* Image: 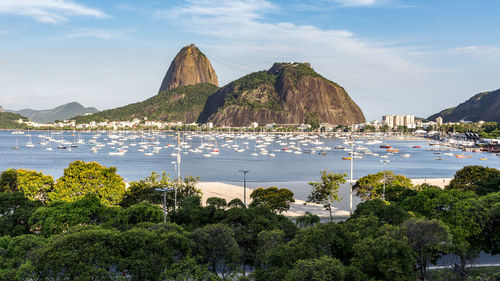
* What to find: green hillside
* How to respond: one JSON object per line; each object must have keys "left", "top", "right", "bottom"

{"left": 0, "top": 112, "right": 28, "bottom": 129}
{"left": 74, "top": 83, "right": 219, "bottom": 124}
{"left": 12, "top": 102, "right": 99, "bottom": 123}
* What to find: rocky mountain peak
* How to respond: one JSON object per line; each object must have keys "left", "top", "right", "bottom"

{"left": 158, "top": 44, "right": 219, "bottom": 93}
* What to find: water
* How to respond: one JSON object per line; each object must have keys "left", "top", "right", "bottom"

{"left": 2, "top": 130, "right": 499, "bottom": 209}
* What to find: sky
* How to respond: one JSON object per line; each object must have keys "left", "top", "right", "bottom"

{"left": 1, "top": 0, "right": 500, "bottom": 121}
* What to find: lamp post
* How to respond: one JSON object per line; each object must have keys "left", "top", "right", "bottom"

{"left": 238, "top": 170, "right": 250, "bottom": 207}
{"left": 349, "top": 137, "right": 354, "bottom": 215}
{"left": 171, "top": 161, "right": 178, "bottom": 211}
{"left": 155, "top": 187, "right": 174, "bottom": 223}
{"left": 380, "top": 160, "right": 390, "bottom": 200}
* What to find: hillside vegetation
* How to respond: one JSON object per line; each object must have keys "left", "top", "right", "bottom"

{"left": 0, "top": 112, "right": 27, "bottom": 129}
{"left": 74, "top": 83, "right": 219, "bottom": 124}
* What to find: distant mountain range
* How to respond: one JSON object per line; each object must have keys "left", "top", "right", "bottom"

{"left": 76, "top": 44, "right": 365, "bottom": 126}
{"left": 8, "top": 102, "right": 99, "bottom": 124}
{"left": 428, "top": 89, "right": 500, "bottom": 122}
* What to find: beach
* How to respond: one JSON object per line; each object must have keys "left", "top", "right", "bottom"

{"left": 197, "top": 178, "right": 453, "bottom": 219}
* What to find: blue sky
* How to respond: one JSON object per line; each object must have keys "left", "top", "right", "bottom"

{"left": 1, "top": 0, "right": 499, "bottom": 121}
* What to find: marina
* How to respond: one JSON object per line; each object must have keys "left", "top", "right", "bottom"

{"left": 2, "top": 130, "right": 498, "bottom": 184}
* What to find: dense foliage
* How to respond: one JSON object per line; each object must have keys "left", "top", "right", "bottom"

{"left": 0, "top": 164, "right": 498, "bottom": 280}
{"left": 0, "top": 112, "right": 27, "bottom": 129}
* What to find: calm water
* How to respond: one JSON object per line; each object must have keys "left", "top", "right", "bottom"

{"left": 2, "top": 130, "right": 499, "bottom": 209}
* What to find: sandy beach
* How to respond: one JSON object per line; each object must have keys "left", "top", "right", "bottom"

{"left": 197, "top": 181, "right": 350, "bottom": 218}
{"left": 196, "top": 178, "right": 453, "bottom": 219}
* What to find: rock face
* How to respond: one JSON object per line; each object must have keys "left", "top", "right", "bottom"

{"left": 428, "top": 89, "right": 500, "bottom": 122}
{"left": 199, "top": 63, "right": 365, "bottom": 126}
{"left": 158, "top": 44, "right": 218, "bottom": 93}
{"left": 0, "top": 105, "right": 4, "bottom": 113}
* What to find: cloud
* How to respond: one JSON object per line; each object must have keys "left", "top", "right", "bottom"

{"left": 454, "top": 45, "right": 500, "bottom": 58}
{"left": 154, "top": 0, "right": 429, "bottom": 118}
{"left": 0, "top": 0, "right": 108, "bottom": 24}
{"left": 68, "top": 28, "right": 132, "bottom": 40}
{"left": 330, "top": 0, "right": 383, "bottom": 7}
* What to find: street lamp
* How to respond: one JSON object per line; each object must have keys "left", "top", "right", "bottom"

{"left": 238, "top": 170, "right": 250, "bottom": 207}
{"left": 380, "top": 160, "right": 390, "bottom": 200}
{"left": 171, "top": 161, "right": 179, "bottom": 211}
{"left": 349, "top": 138, "right": 354, "bottom": 215}
{"left": 155, "top": 187, "right": 174, "bottom": 223}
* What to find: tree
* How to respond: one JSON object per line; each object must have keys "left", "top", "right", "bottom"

{"left": 206, "top": 197, "right": 227, "bottom": 210}
{"left": 352, "top": 234, "right": 415, "bottom": 281}
{"left": 284, "top": 256, "right": 345, "bottom": 281}
{"left": 447, "top": 166, "right": 500, "bottom": 195}
{"left": 191, "top": 224, "right": 240, "bottom": 279}
{"left": 0, "top": 235, "right": 46, "bottom": 281}
{"left": 403, "top": 218, "right": 451, "bottom": 280}
{"left": 29, "top": 194, "right": 117, "bottom": 236}
{"left": 250, "top": 187, "right": 295, "bottom": 214}
{"left": 119, "top": 225, "right": 192, "bottom": 281}
{"left": 29, "top": 227, "right": 121, "bottom": 281}
{"left": 307, "top": 171, "right": 346, "bottom": 221}
{"left": 295, "top": 212, "right": 320, "bottom": 228}
{"left": 120, "top": 172, "right": 201, "bottom": 211}
{"left": 49, "top": 161, "right": 125, "bottom": 206}
{"left": 0, "top": 192, "right": 43, "bottom": 236}
{"left": 0, "top": 169, "right": 54, "bottom": 202}
{"left": 352, "top": 199, "right": 411, "bottom": 225}
{"left": 228, "top": 198, "right": 245, "bottom": 208}
{"left": 353, "top": 171, "right": 413, "bottom": 201}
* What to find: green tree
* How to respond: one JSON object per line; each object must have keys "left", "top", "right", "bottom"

{"left": 206, "top": 197, "right": 227, "bottom": 210}
{"left": 49, "top": 161, "right": 125, "bottom": 206}
{"left": 228, "top": 198, "right": 245, "bottom": 208}
{"left": 0, "top": 192, "right": 43, "bottom": 236}
{"left": 162, "top": 257, "right": 220, "bottom": 281}
{"left": 352, "top": 199, "right": 411, "bottom": 225}
{"left": 403, "top": 218, "right": 451, "bottom": 280}
{"left": 191, "top": 224, "right": 240, "bottom": 279}
{"left": 353, "top": 171, "right": 413, "bottom": 201}
{"left": 352, "top": 234, "right": 415, "bottom": 281}
{"left": 119, "top": 225, "right": 192, "bottom": 281}
{"left": 0, "top": 169, "right": 54, "bottom": 202}
{"left": 120, "top": 172, "right": 201, "bottom": 211}
{"left": 307, "top": 171, "right": 346, "bottom": 221}
{"left": 0, "top": 235, "right": 46, "bottom": 281}
{"left": 295, "top": 212, "right": 320, "bottom": 228}
{"left": 250, "top": 187, "right": 295, "bottom": 214}
{"left": 447, "top": 165, "right": 500, "bottom": 195}
{"left": 29, "top": 194, "right": 116, "bottom": 236}
{"left": 30, "top": 227, "right": 121, "bottom": 281}
{"left": 479, "top": 191, "right": 500, "bottom": 254}
{"left": 284, "top": 256, "right": 345, "bottom": 281}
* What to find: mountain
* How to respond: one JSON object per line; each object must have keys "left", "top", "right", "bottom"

{"left": 0, "top": 112, "right": 28, "bottom": 129}
{"left": 158, "top": 44, "right": 218, "bottom": 93}
{"left": 0, "top": 105, "right": 4, "bottom": 113}
{"left": 198, "top": 62, "right": 365, "bottom": 126}
{"left": 10, "top": 102, "right": 99, "bottom": 124}
{"left": 428, "top": 89, "right": 500, "bottom": 122}
{"left": 74, "top": 84, "right": 219, "bottom": 124}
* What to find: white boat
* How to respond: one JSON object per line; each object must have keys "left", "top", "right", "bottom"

{"left": 109, "top": 151, "right": 125, "bottom": 156}
{"left": 401, "top": 154, "right": 411, "bottom": 158}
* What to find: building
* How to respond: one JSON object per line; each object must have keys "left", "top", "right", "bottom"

{"left": 436, "top": 117, "right": 443, "bottom": 126}
{"left": 382, "top": 114, "right": 416, "bottom": 129}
